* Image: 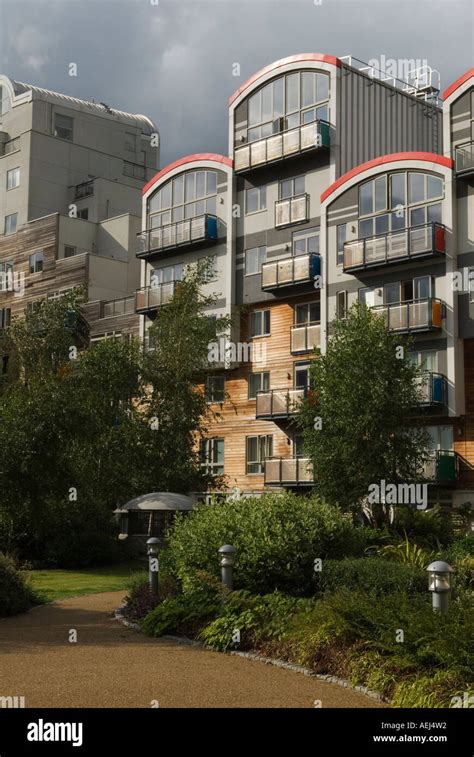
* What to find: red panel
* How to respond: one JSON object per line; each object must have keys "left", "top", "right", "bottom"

{"left": 443, "top": 68, "right": 474, "bottom": 102}
{"left": 229, "top": 53, "right": 341, "bottom": 106}
{"left": 143, "top": 153, "right": 233, "bottom": 195}
{"left": 435, "top": 225, "right": 446, "bottom": 254}
{"left": 321, "top": 152, "right": 454, "bottom": 204}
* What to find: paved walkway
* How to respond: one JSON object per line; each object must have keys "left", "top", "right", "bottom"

{"left": 0, "top": 591, "right": 388, "bottom": 708}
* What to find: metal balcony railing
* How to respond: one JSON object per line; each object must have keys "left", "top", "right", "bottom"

{"left": 234, "top": 120, "right": 330, "bottom": 172}
{"left": 262, "top": 253, "right": 320, "bottom": 291}
{"left": 74, "top": 180, "right": 94, "bottom": 200}
{"left": 372, "top": 298, "right": 442, "bottom": 333}
{"left": 136, "top": 214, "right": 218, "bottom": 259}
{"left": 343, "top": 223, "right": 445, "bottom": 272}
{"left": 275, "top": 193, "right": 309, "bottom": 227}
{"left": 256, "top": 387, "right": 306, "bottom": 420}
{"left": 455, "top": 142, "right": 474, "bottom": 176}
{"left": 264, "top": 457, "right": 313, "bottom": 486}
{"left": 101, "top": 296, "right": 135, "bottom": 319}
{"left": 416, "top": 371, "right": 447, "bottom": 406}
{"left": 135, "top": 281, "right": 179, "bottom": 313}
{"left": 423, "top": 450, "right": 458, "bottom": 484}
{"left": 290, "top": 322, "right": 321, "bottom": 354}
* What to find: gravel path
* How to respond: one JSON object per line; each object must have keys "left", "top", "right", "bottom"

{"left": 0, "top": 591, "right": 388, "bottom": 708}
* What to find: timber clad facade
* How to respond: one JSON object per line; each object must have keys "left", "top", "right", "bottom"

{"left": 139, "top": 55, "right": 474, "bottom": 508}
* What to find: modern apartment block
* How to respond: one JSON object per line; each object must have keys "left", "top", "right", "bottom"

{"left": 0, "top": 75, "right": 159, "bottom": 341}
{"left": 137, "top": 55, "right": 473, "bottom": 508}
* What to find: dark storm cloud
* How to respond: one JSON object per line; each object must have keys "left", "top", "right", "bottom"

{"left": 0, "top": 0, "right": 472, "bottom": 166}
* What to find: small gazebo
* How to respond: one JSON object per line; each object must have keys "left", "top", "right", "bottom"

{"left": 114, "top": 492, "right": 195, "bottom": 548}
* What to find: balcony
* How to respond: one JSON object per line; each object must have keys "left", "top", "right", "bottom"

{"left": 424, "top": 450, "right": 459, "bottom": 485}
{"left": 372, "top": 298, "right": 442, "bottom": 333}
{"left": 262, "top": 253, "right": 320, "bottom": 291}
{"left": 136, "top": 214, "right": 218, "bottom": 260}
{"left": 455, "top": 142, "right": 474, "bottom": 177}
{"left": 101, "top": 296, "right": 135, "bottom": 319}
{"left": 256, "top": 387, "right": 305, "bottom": 420}
{"left": 264, "top": 457, "right": 313, "bottom": 487}
{"left": 343, "top": 223, "right": 445, "bottom": 273}
{"left": 234, "top": 120, "right": 330, "bottom": 173}
{"left": 291, "top": 322, "right": 321, "bottom": 354}
{"left": 135, "top": 281, "right": 178, "bottom": 314}
{"left": 74, "top": 179, "right": 94, "bottom": 200}
{"left": 416, "top": 372, "right": 447, "bottom": 407}
{"left": 275, "top": 194, "right": 309, "bottom": 228}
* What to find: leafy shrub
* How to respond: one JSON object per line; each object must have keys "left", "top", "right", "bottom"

{"left": 123, "top": 570, "right": 180, "bottom": 621}
{"left": 377, "top": 537, "right": 432, "bottom": 569}
{"left": 141, "top": 571, "right": 225, "bottom": 637}
{"left": 392, "top": 506, "right": 453, "bottom": 548}
{"left": 392, "top": 672, "right": 471, "bottom": 708}
{"left": 448, "top": 533, "right": 474, "bottom": 561}
{"left": 0, "top": 554, "right": 38, "bottom": 616}
{"left": 314, "top": 558, "right": 426, "bottom": 596}
{"left": 198, "top": 591, "right": 311, "bottom": 652}
{"left": 166, "top": 493, "right": 370, "bottom": 595}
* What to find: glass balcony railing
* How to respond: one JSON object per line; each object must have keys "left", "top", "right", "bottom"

{"left": 234, "top": 120, "right": 330, "bottom": 173}
{"left": 275, "top": 194, "right": 309, "bottom": 227}
{"left": 101, "top": 296, "right": 135, "bottom": 319}
{"left": 74, "top": 180, "right": 94, "bottom": 200}
{"left": 455, "top": 142, "right": 474, "bottom": 176}
{"left": 264, "top": 457, "right": 313, "bottom": 487}
{"left": 372, "top": 298, "right": 442, "bottom": 333}
{"left": 135, "top": 281, "right": 179, "bottom": 313}
{"left": 256, "top": 387, "right": 305, "bottom": 420}
{"left": 291, "top": 322, "right": 321, "bottom": 354}
{"left": 416, "top": 371, "right": 447, "bottom": 406}
{"left": 343, "top": 223, "right": 445, "bottom": 272}
{"left": 136, "top": 214, "right": 218, "bottom": 259}
{"left": 423, "top": 450, "right": 458, "bottom": 484}
{"left": 261, "top": 253, "right": 320, "bottom": 291}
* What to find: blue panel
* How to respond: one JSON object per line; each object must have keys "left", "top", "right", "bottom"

{"left": 206, "top": 216, "right": 218, "bottom": 240}
{"left": 432, "top": 375, "right": 444, "bottom": 403}
{"left": 310, "top": 254, "right": 321, "bottom": 278}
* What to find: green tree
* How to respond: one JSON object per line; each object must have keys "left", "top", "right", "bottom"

{"left": 299, "top": 304, "right": 429, "bottom": 526}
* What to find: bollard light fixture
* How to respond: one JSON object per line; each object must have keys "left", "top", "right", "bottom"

{"left": 218, "top": 544, "right": 236, "bottom": 590}
{"left": 427, "top": 560, "right": 454, "bottom": 613}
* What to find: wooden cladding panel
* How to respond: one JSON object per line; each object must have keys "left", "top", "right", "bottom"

{"left": 203, "top": 294, "right": 320, "bottom": 491}
{"left": 455, "top": 337, "right": 474, "bottom": 486}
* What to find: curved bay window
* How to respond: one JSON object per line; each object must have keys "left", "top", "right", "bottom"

{"left": 358, "top": 172, "right": 443, "bottom": 238}
{"left": 245, "top": 70, "right": 329, "bottom": 144}
{"left": 147, "top": 170, "right": 218, "bottom": 228}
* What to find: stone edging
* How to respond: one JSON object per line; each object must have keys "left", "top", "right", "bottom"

{"left": 114, "top": 604, "right": 388, "bottom": 704}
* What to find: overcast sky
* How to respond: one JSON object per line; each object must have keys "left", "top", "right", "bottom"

{"left": 1, "top": 0, "right": 473, "bottom": 166}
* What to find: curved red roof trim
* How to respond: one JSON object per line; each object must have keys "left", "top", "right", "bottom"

{"left": 143, "top": 153, "right": 233, "bottom": 195}
{"left": 443, "top": 68, "right": 474, "bottom": 102}
{"left": 229, "top": 53, "right": 341, "bottom": 106}
{"left": 321, "top": 152, "right": 453, "bottom": 204}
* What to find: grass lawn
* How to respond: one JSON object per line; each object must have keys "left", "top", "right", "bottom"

{"left": 27, "top": 560, "right": 147, "bottom": 603}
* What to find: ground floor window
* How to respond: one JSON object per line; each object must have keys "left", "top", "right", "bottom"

{"left": 200, "top": 437, "right": 224, "bottom": 475}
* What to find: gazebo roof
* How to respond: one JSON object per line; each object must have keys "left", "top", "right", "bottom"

{"left": 114, "top": 492, "right": 195, "bottom": 514}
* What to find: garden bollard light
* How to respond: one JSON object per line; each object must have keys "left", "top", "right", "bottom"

{"left": 218, "top": 544, "right": 236, "bottom": 590}
{"left": 427, "top": 560, "right": 454, "bottom": 614}
{"left": 147, "top": 537, "right": 160, "bottom": 598}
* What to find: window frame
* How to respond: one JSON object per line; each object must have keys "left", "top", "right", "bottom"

{"left": 29, "top": 250, "right": 44, "bottom": 274}
{"left": 250, "top": 308, "right": 271, "bottom": 338}
{"left": 248, "top": 370, "right": 270, "bottom": 400}
{"left": 200, "top": 437, "right": 224, "bottom": 476}
{"left": 205, "top": 375, "right": 225, "bottom": 404}
{"left": 6, "top": 167, "right": 20, "bottom": 191}
{"left": 245, "top": 185, "right": 267, "bottom": 215}
{"left": 4, "top": 213, "right": 18, "bottom": 235}
{"left": 54, "top": 112, "right": 74, "bottom": 141}
{"left": 246, "top": 434, "right": 273, "bottom": 475}
{"left": 245, "top": 245, "right": 267, "bottom": 276}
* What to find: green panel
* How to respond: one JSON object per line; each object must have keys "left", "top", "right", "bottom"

{"left": 436, "top": 453, "right": 457, "bottom": 483}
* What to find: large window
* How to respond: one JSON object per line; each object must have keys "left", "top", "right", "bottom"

{"left": 293, "top": 227, "right": 319, "bottom": 256}
{"left": 151, "top": 263, "right": 183, "bottom": 287}
{"left": 0, "top": 261, "right": 13, "bottom": 292}
{"left": 54, "top": 113, "right": 73, "bottom": 141}
{"left": 6, "top": 167, "right": 20, "bottom": 190}
{"left": 205, "top": 375, "right": 225, "bottom": 403}
{"left": 148, "top": 170, "right": 217, "bottom": 228}
{"left": 246, "top": 70, "right": 329, "bottom": 143}
{"left": 29, "top": 251, "right": 44, "bottom": 274}
{"left": 245, "top": 186, "right": 267, "bottom": 214}
{"left": 358, "top": 172, "right": 443, "bottom": 239}
{"left": 4, "top": 213, "right": 17, "bottom": 235}
{"left": 245, "top": 245, "right": 267, "bottom": 275}
{"left": 248, "top": 371, "right": 270, "bottom": 399}
{"left": 295, "top": 302, "right": 320, "bottom": 325}
{"left": 279, "top": 175, "right": 305, "bottom": 199}
{"left": 0, "top": 308, "right": 11, "bottom": 329}
{"left": 200, "top": 438, "right": 224, "bottom": 475}
{"left": 336, "top": 224, "right": 347, "bottom": 266}
{"left": 250, "top": 309, "right": 270, "bottom": 337}
{"left": 246, "top": 435, "right": 273, "bottom": 474}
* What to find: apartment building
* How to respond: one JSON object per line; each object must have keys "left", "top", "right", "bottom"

{"left": 137, "top": 55, "right": 474, "bottom": 508}
{"left": 0, "top": 75, "right": 159, "bottom": 341}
